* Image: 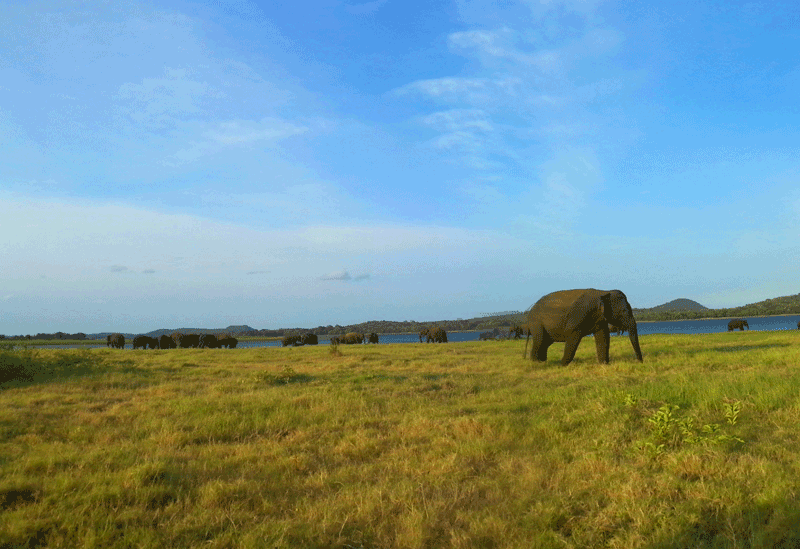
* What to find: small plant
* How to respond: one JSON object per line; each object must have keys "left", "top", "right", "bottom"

{"left": 638, "top": 400, "right": 744, "bottom": 456}
{"left": 329, "top": 342, "right": 342, "bottom": 357}
{"left": 723, "top": 399, "right": 742, "bottom": 425}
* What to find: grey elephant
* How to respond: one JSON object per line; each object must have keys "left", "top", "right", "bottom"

{"left": 108, "top": 333, "right": 125, "bottom": 349}
{"left": 727, "top": 319, "right": 749, "bottom": 331}
{"left": 198, "top": 334, "right": 219, "bottom": 348}
{"left": 159, "top": 334, "right": 177, "bottom": 349}
{"left": 524, "top": 289, "right": 643, "bottom": 366}
{"left": 341, "top": 332, "right": 365, "bottom": 344}
{"left": 179, "top": 333, "right": 200, "bottom": 348}
{"left": 217, "top": 334, "right": 238, "bottom": 348}
{"left": 133, "top": 335, "right": 159, "bottom": 349}
{"left": 426, "top": 327, "right": 448, "bottom": 343}
{"left": 367, "top": 332, "right": 379, "bottom": 344}
{"left": 282, "top": 335, "right": 302, "bottom": 347}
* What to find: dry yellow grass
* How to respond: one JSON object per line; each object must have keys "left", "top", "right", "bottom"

{"left": 2, "top": 331, "right": 800, "bottom": 547}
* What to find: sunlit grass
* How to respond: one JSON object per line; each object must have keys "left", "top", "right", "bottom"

{"left": 2, "top": 331, "right": 800, "bottom": 547}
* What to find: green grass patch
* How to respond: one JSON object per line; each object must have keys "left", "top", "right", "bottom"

{"left": 2, "top": 332, "right": 800, "bottom": 547}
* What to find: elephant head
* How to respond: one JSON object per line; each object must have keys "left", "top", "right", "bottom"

{"left": 598, "top": 290, "right": 642, "bottom": 362}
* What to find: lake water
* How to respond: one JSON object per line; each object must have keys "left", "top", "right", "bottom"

{"left": 20, "top": 315, "right": 800, "bottom": 350}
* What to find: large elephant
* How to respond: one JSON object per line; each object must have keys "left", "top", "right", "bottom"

{"left": 367, "top": 332, "right": 379, "bottom": 344}
{"left": 282, "top": 335, "right": 302, "bottom": 347}
{"left": 426, "top": 327, "right": 448, "bottom": 343}
{"left": 524, "top": 288, "right": 643, "bottom": 366}
{"left": 727, "top": 319, "right": 749, "bottom": 331}
{"left": 133, "top": 335, "right": 158, "bottom": 350}
{"left": 179, "top": 333, "right": 200, "bottom": 348}
{"left": 198, "top": 334, "right": 219, "bottom": 348}
{"left": 217, "top": 334, "right": 238, "bottom": 348}
{"left": 159, "top": 334, "right": 177, "bottom": 349}
{"left": 341, "top": 332, "right": 365, "bottom": 344}
{"left": 300, "top": 333, "right": 318, "bottom": 345}
{"left": 108, "top": 333, "right": 125, "bottom": 349}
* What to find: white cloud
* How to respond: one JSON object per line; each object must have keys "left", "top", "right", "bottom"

{"left": 167, "top": 117, "right": 308, "bottom": 165}
{"left": 203, "top": 118, "right": 308, "bottom": 145}
{"left": 117, "top": 67, "right": 214, "bottom": 129}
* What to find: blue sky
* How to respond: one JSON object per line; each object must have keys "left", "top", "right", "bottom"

{"left": 2, "top": 0, "right": 799, "bottom": 334}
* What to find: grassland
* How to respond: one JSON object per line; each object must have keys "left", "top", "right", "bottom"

{"left": 2, "top": 332, "right": 800, "bottom": 548}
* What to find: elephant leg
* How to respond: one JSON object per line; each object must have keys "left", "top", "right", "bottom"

{"left": 561, "top": 333, "right": 584, "bottom": 366}
{"left": 594, "top": 329, "right": 610, "bottom": 364}
{"left": 527, "top": 323, "right": 549, "bottom": 361}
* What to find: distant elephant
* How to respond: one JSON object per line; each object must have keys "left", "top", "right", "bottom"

{"left": 608, "top": 324, "right": 626, "bottom": 336}
{"left": 108, "top": 333, "right": 125, "bottom": 349}
{"left": 159, "top": 334, "right": 177, "bottom": 349}
{"left": 300, "top": 333, "right": 318, "bottom": 345}
{"left": 282, "top": 335, "right": 302, "bottom": 347}
{"left": 198, "top": 334, "right": 219, "bottom": 348}
{"left": 727, "top": 319, "right": 749, "bottom": 332}
{"left": 367, "top": 332, "right": 379, "bottom": 344}
{"left": 427, "top": 327, "right": 448, "bottom": 343}
{"left": 524, "top": 289, "right": 643, "bottom": 366}
{"left": 509, "top": 325, "right": 524, "bottom": 340}
{"left": 179, "top": 333, "right": 200, "bottom": 348}
{"left": 133, "top": 335, "right": 158, "bottom": 350}
{"left": 217, "top": 335, "right": 238, "bottom": 348}
{"left": 341, "top": 332, "right": 365, "bottom": 344}
{"left": 330, "top": 336, "right": 341, "bottom": 345}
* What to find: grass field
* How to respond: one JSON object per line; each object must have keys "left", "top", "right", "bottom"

{"left": 2, "top": 331, "right": 800, "bottom": 548}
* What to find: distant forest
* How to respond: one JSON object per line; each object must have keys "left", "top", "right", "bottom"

{"left": 4, "top": 293, "right": 800, "bottom": 340}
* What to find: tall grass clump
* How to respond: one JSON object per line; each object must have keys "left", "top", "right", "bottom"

{"left": 2, "top": 331, "right": 800, "bottom": 547}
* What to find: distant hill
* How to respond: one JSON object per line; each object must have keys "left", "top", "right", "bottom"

{"left": 634, "top": 293, "right": 800, "bottom": 321}
{"left": 635, "top": 298, "right": 708, "bottom": 313}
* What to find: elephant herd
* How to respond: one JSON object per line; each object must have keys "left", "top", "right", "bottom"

{"left": 105, "top": 332, "right": 238, "bottom": 350}
{"left": 281, "top": 333, "right": 319, "bottom": 347}
{"left": 329, "top": 332, "right": 381, "bottom": 345}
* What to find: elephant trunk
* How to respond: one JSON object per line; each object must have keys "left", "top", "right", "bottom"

{"left": 626, "top": 321, "right": 643, "bottom": 362}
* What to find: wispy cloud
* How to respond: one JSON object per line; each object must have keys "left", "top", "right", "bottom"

{"left": 109, "top": 265, "right": 129, "bottom": 273}
{"left": 247, "top": 270, "right": 270, "bottom": 275}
